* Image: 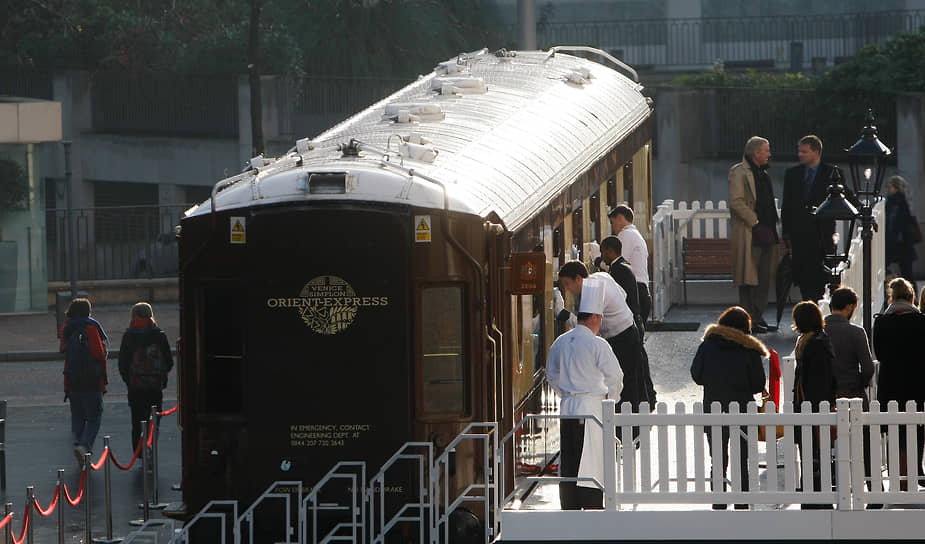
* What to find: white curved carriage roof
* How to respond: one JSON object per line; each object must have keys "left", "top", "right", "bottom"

{"left": 189, "top": 49, "right": 651, "bottom": 232}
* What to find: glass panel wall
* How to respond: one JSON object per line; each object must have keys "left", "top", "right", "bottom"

{"left": 0, "top": 143, "right": 47, "bottom": 312}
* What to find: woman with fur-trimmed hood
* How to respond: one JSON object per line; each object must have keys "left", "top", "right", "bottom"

{"left": 691, "top": 306, "right": 767, "bottom": 509}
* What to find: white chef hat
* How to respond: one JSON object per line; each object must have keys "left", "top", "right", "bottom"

{"left": 578, "top": 281, "right": 605, "bottom": 315}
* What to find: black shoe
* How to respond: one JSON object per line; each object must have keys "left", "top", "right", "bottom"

{"left": 764, "top": 324, "right": 778, "bottom": 332}
{"left": 752, "top": 323, "right": 769, "bottom": 334}
{"left": 712, "top": 503, "right": 728, "bottom": 510}
{"left": 734, "top": 504, "right": 749, "bottom": 510}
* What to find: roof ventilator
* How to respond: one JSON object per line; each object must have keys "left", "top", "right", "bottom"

{"left": 383, "top": 103, "right": 445, "bottom": 123}
{"left": 432, "top": 77, "right": 487, "bottom": 95}
{"left": 389, "top": 133, "right": 438, "bottom": 164}
{"left": 565, "top": 68, "right": 593, "bottom": 86}
{"left": 295, "top": 138, "right": 313, "bottom": 154}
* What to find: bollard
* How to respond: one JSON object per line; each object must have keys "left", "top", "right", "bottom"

{"left": 129, "top": 421, "right": 149, "bottom": 527}
{"left": 0, "top": 400, "right": 6, "bottom": 496}
{"left": 150, "top": 406, "right": 166, "bottom": 510}
{"left": 25, "top": 487, "right": 33, "bottom": 544}
{"left": 5, "top": 502, "right": 12, "bottom": 544}
{"left": 92, "top": 437, "right": 121, "bottom": 544}
{"left": 56, "top": 470, "right": 64, "bottom": 544}
{"left": 84, "top": 453, "right": 92, "bottom": 544}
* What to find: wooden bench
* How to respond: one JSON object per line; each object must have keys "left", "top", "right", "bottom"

{"left": 681, "top": 237, "right": 732, "bottom": 305}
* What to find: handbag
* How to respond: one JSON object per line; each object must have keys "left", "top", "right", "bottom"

{"left": 751, "top": 224, "right": 776, "bottom": 247}
{"left": 757, "top": 389, "right": 784, "bottom": 442}
{"left": 907, "top": 216, "right": 922, "bottom": 244}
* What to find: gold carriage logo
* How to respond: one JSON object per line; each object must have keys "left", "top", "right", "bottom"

{"left": 266, "top": 276, "right": 389, "bottom": 335}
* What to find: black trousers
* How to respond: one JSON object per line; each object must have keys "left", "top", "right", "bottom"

{"left": 128, "top": 388, "right": 163, "bottom": 452}
{"left": 706, "top": 425, "right": 750, "bottom": 493}
{"left": 607, "top": 326, "right": 656, "bottom": 410}
{"left": 637, "top": 282, "right": 651, "bottom": 335}
{"left": 559, "top": 418, "right": 603, "bottom": 510}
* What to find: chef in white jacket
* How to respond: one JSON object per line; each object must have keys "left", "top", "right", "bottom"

{"left": 546, "top": 282, "right": 623, "bottom": 510}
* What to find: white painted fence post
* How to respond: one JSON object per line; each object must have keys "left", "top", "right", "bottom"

{"left": 602, "top": 399, "right": 618, "bottom": 510}
{"left": 836, "top": 399, "right": 852, "bottom": 510}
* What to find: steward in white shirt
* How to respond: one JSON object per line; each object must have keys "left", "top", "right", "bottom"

{"left": 557, "top": 261, "right": 657, "bottom": 416}
{"left": 609, "top": 205, "right": 651, "bottom": 326}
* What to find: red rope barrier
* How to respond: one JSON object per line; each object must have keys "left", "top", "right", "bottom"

{"left": 157, "top": 404, "right": 178, "bottom": 416}
{"left": 91, "top": 447, "right": 110, "bottom": 471}
{"left": 0, "top": 512, "right": 11, "bottom": 530}
{"left": 9, "top": 507, "right": 29, "bottom": 544}
{"left": 110, "top": 429, "right": 145, "bottom": 470}
{"left": 32, "top": 486, "right": 60, "bottom": 517}
{"left": 63, "top": 470, "right": 86, "bottom": 506}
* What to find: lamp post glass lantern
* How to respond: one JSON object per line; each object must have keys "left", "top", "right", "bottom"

{"left": 815, "top": 109, "right": 891, "bottom": 339}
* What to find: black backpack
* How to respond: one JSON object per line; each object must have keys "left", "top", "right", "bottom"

{"left": 64, "top": 323, "right": 103, "bottom": 389}
{"left": 129, "top": 340, "right": 164, "bottom": 390}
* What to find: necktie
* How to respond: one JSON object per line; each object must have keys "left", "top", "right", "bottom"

{"left": 803, "top": 167, "right": 815, "bottom": 200}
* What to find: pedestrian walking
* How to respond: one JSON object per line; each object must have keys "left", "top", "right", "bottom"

{"left": 118, "top": 302, "right": 174, "bottom": 452}
{"left": 58, "top": 297, "right": 109, "bottom": 466}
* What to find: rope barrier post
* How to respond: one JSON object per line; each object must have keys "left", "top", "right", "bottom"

{"left": 24, "top": 487, "right": 33, "bottom": 544}
{"left": 150, "top": 406, "right": 166, "bottom": 510}
{"left": 0, "top": 400, "right": 6, "bottom": 496}
{"left": 129, "top": 421, "right": 149, "bottom": 527}
{"left": 84, "top": 453, "right": 92, "bottom": 544}
{"left": 92, "top": 437, "right": 122, "bottom": 544}
{"left": 4, "top": 502, "right": 12, "bottom": 544}
{"left": 56, "top": 470, "right": 64, "bottom": 544}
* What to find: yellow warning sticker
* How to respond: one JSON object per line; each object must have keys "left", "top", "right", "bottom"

{"left": 414, "top": 215, "right": 431, "bottom": 243}
{"left": 230, "top": 216, "right": 246, "bottom": 244}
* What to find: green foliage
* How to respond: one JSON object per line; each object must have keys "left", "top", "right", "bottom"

{"left": 0, "top": 159, "right": 28, "bottom": 211}
{"left": 670, "top": 68, "right": 817, "bottom": 89}
{"left": 0, "top": 0, "right": 503, "bottom": 77}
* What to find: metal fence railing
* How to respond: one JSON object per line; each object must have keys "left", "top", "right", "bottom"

{"left": 90, "top": 73, "right": 239, "bottom": 138}
{"left": 0, "top": 71, "right": 54, "bottom": 100}
{"left": 497, "top": 9, "right": 925, "bottom": 69}
{"left": 277, "top": 75, "right": 411, "bottom": 138}
{"left": 46, "top": 205, "right": 189, "bottom": 281}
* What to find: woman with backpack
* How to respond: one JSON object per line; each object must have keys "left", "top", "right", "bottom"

{"left": 58, "top": 297, "right": 109, "bottom": 466}
{"left": 118, "top": 302, "right": 174, "bottom": 453}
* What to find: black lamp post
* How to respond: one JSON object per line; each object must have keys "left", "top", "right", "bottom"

{"left": 814, "top": 110, "right": 892, "bottom": 339}
{"left": 814, "top": 169, "right": 857, "bottom": 292}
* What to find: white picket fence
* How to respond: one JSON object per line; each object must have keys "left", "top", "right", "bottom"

{"left": 650, "top": 199, "right": 886, "bottom": 323}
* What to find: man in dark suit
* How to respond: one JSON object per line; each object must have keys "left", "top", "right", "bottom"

{"left": 781, "top": 135, "right": 840, "bottom": 302}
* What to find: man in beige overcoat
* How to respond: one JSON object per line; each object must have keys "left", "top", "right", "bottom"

{"left": 728, "top": 136, "right": 780, "bottom": 333}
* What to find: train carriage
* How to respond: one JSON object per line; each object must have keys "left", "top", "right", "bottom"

{"left": 176, "top": 47, "right": 654, "bottom": 531}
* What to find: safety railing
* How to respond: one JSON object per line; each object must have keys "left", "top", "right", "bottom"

{"left": 2, "top": 403, "right": 178, "bottom": 543}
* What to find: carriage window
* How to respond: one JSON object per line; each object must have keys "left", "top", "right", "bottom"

{"left": 199, "top": 287, "right": 244, "bottom": 414}
{"left": 421, "top": 286, "right": 466, "bottom": 414}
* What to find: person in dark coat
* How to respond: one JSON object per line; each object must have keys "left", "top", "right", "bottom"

{"left": 873, "top": 278, "right": 925, "bottom": 489}
{"left": 781, "top": 135, "right": 842, "bottom": 301}
{"left": 58, "top": 297, "right": 109, "bottom": 466}
{"left": 792, "top": 300, "right": 837, "bottom": 507}
{"left": 118, "top": 302, "right": 174, "bottom": 452}
{"left": 824, "top": 286, "right": 879, "bottom": 496}
{"left": 885, "top": 176, "right": 917, "bottom": 281}
{"left": 691, "top": 306, "right": 767, "bottom": 510}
